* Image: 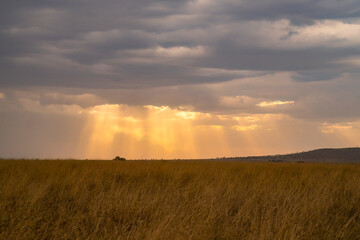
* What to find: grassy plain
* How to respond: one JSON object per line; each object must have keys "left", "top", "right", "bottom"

{"left": 1, "top": 160, "right": 360, "bottom": 240}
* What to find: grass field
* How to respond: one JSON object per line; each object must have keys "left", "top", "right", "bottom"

{"left": 1, "top": 160, "right": 360, "bottom": 240}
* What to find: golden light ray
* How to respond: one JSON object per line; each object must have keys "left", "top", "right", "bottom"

{"left": 195, "top": 125, "right": 230, "bottom": 158}
{"left": 144, "top": 106, "right": 197, "bottom": 158}
{"left": 320, "top": 122, "right": 360, "bottom": 147}
{"left": 79, "top": 104, "right": 352, "bottom": 159}
{"left": 83, "top": 104, "right": 144, "bottom": 159}
{"left": 82, "top": 104, "right": 202, "bottom": 159}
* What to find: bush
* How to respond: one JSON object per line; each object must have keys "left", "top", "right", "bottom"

{"left": 113, "top": 156, "right": 126, "bottom": 161}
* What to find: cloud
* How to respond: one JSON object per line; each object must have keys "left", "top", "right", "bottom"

{"left": 257, "top": 100, "right": 295, "bottom": 107}
{"left": 232, "top": 124, "right": 258, "bottom": 131}
{"left": 337, "top": 57, "right": 360, "bottom": 67}
{"left": 320, "top": 123, "right": 353, "bottom": 134}
{"left": 1, "top": 0, "right": 360, "bottom": 89}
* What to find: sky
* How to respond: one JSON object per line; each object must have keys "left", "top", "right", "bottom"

{"left": 1, "top": 0, "right": 360, "bottom": 159}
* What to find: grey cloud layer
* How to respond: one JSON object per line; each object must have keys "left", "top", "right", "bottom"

{"left": 1, "top": 0, "right": 360, "bottom": 88}
{"left": 1, "top": 0, "right": 360, "bottom": 126}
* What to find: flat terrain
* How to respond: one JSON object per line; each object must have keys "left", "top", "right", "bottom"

{"left": 1, "top": 161, "right": 360, "bottom": 240}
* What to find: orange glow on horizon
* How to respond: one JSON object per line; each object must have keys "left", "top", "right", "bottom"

{"left": 83, "top": 104, "right": 203, "bottom": 159}
{"left": 80, "top": 104, "right": 360, "bottom": 159}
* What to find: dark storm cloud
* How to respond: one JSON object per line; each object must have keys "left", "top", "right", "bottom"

{"left": 1, "top": 0, "right": 360, "bottom": 89}
{"left": 293, "top": 70, "right": 342, "bottom": 82}
{"left": 199, "top": 0, "right": 360, "bottom": 24}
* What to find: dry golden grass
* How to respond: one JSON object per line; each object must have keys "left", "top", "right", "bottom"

{"left": 1, "top": 160, "right": 360, "bottom": 240}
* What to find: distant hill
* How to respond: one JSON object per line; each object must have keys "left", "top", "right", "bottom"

{"left": 222, "top": 148, "right": 360, "bottom": 163}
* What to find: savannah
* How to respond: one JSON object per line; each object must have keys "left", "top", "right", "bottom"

{"left": 1, "top": 160, "right": 360, "bottom": 240}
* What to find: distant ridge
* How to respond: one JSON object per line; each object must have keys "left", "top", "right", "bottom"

{"left": 222, "top": 147, "right": 360, "bottom": 163}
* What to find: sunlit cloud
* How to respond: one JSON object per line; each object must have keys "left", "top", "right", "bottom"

{"left": 337, "top": 57, "right": 360, "bottom": 67}
{"left": 196, "top": 125, "right": 223, "bottom": 130}
{"left": 175, "top": 111, "right": 199, "bottom": 120}
{"left": 320, "top": 123, "right": 353, "bottom": 134}
{"left": 124, "top": 45, "right": 207, "bottom": 58}
{"left": 0, "top": 92, "right": 5, "bottom": 99}
{"left": 152, "top": 45, "right": 206, "bottom": 58}
{"left": 257, "top": 100, "right": 295, "bottom": 107}
{"left": 117, "top": 45, "right": 207, "bottom": 64}
{"left": 194, "top": 68, "right": 262, "bottom": 77}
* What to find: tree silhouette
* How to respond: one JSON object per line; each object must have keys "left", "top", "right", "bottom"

{"left": 113, "top": 156, "right": 126, "bottom": 161}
